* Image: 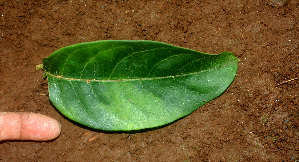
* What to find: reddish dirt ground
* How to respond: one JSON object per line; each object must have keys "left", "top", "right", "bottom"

{"left": 0, "top": 0, "right": 298, "bottom": 161}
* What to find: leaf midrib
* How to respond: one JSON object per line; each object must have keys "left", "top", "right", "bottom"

{"left": 45, "top": 59, "right": 237, "bottom": 82}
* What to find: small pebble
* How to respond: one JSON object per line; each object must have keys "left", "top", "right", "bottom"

{"left": 270, "top": 0, "right": 291, "bottom": 7}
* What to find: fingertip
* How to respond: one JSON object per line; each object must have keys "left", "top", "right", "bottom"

{"left": 21, "top": 113, "right": 61, "bottom": 141}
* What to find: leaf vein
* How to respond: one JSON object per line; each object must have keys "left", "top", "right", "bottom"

{"left": 146, "top": 53, "right": 190, "bottom": 77}
{"left": 79, "top": 46, "right": 128, "bottom": 79}
{"left": 108, "top": 47, "right": 166, "bottom": 79}
{"left": 69, "top": 81, "right": 95, "bottom": 126}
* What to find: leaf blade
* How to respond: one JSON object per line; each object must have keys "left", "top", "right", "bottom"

{"left": 44, "top": 40, "right": 239, "bottom": 131}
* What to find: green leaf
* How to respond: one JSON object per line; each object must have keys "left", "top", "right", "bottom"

{"left": 43, "top": 40, "right": 239, "bottom": 131}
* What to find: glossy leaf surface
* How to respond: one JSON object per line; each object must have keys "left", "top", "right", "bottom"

{"left": 43, "top": 40, "right": 239, "bottom": 131}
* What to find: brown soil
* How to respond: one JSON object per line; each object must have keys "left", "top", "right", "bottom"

{"left": 0, "top": 0, "right": 298, "bottom": 161}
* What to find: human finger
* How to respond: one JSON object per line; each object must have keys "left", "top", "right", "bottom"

{"left": 0, "top": 112, "right": 61, "bottom": 141}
